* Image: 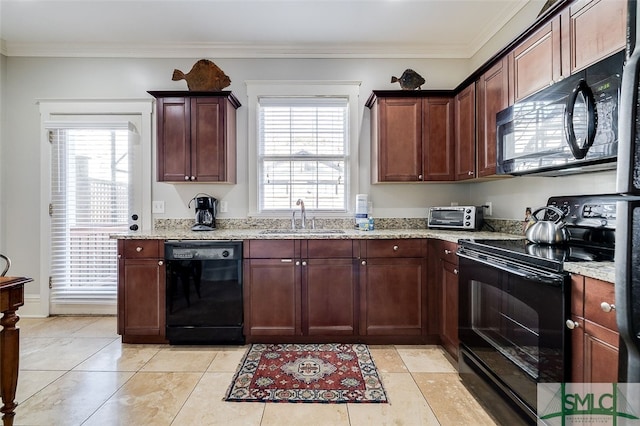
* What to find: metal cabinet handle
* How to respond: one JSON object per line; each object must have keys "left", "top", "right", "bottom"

{"left": 418, "top": 174, "right": 423, "bottom": 180}
{"left": 467, "top": 171, "right": 474, "bottom": 176}
{"left": 302, "top": 261, "right": 307, "bottom": 266}
{"left": 190, "top": 176, "right": 196, "bottom": 181}
{"left": 600, "top": 302, "right": 616, "bottom": 313}
{"left": 454, "top": 268, "right": 459, "bottom": 275}
{"left": 136, "top": 246, "right": 143, "bottom": 252}
{"left": 281, "top": 259, "right": 293, "bottom": 263}
{"left": 361, "top": 260, "right": 366, "bottom": 265}
{"left": 295, "top": 261, "right": 300, "bottom": 266}
{"left": 184, "top": 176, "right": 190, "bottom": 181}
{"left": 393, "top": 245, "right": 399, "bottom": 251}
{"left": 444, "top": 249, "right": 452, "bottom": 255}
{"left": 158, "top": 260, "right": 163, "bottom": 266}
{"left": 566, "top": 319, "right": 580, "bottom": 330}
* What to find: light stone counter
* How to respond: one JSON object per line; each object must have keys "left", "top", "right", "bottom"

{"left": 113, "top": 227, "right": 614, "bottom": 282}
{"left": 111, "top": 228, "right": 520, "bottom": 243}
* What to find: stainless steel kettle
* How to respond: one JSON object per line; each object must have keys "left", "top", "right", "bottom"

{"left": 525, "top": 205, "right": 570, "bottom": 245}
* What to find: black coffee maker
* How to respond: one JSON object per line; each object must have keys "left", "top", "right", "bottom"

{"left": 189, "top": 194, "right": 217, "bottom": 231}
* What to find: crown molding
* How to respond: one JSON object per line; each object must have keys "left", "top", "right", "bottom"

{"left": 2, "top": 41, "right": 479, "bottom": 59}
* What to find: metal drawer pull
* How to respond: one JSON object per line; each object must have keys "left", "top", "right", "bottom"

{"left": 566, "top": 320, "right": 579, "bottom": 330}
{"left": 600, "top": 302, "right": 616, "bottom": 313}
{"left": 302, "top": 261, "right": 307, "bottom": 266}
{"left": 454, "top": 268, "right": 459, "bottom": 275}
{"left": 136, "top": 247, "right": 143, "bottom": 252}
{"left": 361, "top": 260, "right": 366, "bottom": 265}
{"left": 281, "top": 259, "right": 293, "bottom": 263}
{"left": 158, "top": 260, "right": 163, "bottom": 266}
{"left": 393, "top": 245, "right": 399, "bottom": 251}
{"left": 444, "top": 249, "right": 452, "bottom": 255}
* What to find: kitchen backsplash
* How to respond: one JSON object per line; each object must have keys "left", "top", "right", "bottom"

{"left": 154, "top": 218, "right": 525, "bottom": 235}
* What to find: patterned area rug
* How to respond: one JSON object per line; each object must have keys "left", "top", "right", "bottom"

{"left": 224, "top": 343, "right": 388, "bottom": 403}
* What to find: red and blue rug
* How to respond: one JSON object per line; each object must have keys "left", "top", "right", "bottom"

{"left": 224, "top": 343, "right": 388, "bottom": 403}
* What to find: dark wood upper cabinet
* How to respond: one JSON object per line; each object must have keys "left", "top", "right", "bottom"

{"left": 149, "top": 91, "right": 240, "bottom": 183}
{"left": 476, "top": 58, "right": 511, "bottom": 177}
{"left": 568, "top": 0, "right": 626, "bottom": 73}
{"left": 454, "top": 83, "right": 476, "bottom": 180}
{"left": 508, "top": 16, "right": 564, "bottom": 102}
{"left": 367, "top": 92, "right": 455, "bottom": 182}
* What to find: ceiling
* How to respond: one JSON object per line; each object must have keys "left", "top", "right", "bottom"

{"left": 1, "top": 0, "right": 539, "bottom": 58}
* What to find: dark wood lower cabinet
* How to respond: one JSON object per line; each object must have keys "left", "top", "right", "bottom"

{"left": 570, "top": 274, "right": 619, "bottom": 382}
{"left": 360, "top": 257, "right": 425, "bottom": 336}
{"left": 243, "top": 258, "right": 300, "bottom": 336}
{"left": 117, "top": 240, "right": 167, "bottom": 344}
{"left": 305, "top": 258, "right": 356, "bottom": 336}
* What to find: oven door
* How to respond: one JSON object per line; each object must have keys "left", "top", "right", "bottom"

{"left": 457, "top": 251, "right": 569, "bottom": 422}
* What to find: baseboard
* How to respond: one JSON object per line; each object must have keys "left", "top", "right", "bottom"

{"left": 20, "top": 294, "right": 117, "bottom": 317}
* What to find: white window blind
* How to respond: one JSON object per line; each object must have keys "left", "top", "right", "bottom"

{"left": 258, "top": 97, "right": 348, "bottom": 212}
{"left": 47, "top": 123, "right": 134, "bottom": 303}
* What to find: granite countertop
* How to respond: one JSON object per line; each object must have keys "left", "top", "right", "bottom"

{"left": 111, "top": 228, "right": 520, "bottom": 243}
{"left": 112, "top": 227, "right": 615, "bottom": 283}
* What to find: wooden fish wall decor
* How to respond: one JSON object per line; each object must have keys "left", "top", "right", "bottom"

{"left": 391, "top": 69, "right": 425, "bottom": 90}
{"left": 172, "top": 59, "right": 231, "bottom": 91}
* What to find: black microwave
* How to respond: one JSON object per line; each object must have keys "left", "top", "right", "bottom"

{"left": 497, "top": 51, "right": 624, "bottom": 176}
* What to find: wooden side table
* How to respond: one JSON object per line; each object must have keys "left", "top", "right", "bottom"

{"left": 0, "top": 277, "right": 31, "bottom": 426}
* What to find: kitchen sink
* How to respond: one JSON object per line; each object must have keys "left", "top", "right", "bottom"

{"left": 260, "top": 229, "right": 346, "bottom": 234}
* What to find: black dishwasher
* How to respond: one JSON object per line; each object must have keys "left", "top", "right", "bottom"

{"left": 165, "top": 240, "right": 244, "bottom": 344}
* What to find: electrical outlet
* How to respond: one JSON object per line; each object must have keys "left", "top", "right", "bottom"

{"left": 485, "top": 201, "right": 493, "bottom": 216}
{"left": 220, "top": 201, "right": 228, "bottom": 213}
{"left": 152, "top": 200, "right": 165, "bottom": 214}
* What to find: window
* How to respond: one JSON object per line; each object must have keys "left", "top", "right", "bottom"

{"left": 259, "top": 98, "right": 348, "bottom": 212}
{"left": 247, "top": 81, "right": 361, "bottom": 216}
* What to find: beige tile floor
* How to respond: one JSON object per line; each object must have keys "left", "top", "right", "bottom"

{"left": 13, "top": 316, "right": 497, "bottom": 425}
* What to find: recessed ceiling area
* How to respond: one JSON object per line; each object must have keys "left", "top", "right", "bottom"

{"left": 0, "top": 0, "right": 541, "bottom": 58}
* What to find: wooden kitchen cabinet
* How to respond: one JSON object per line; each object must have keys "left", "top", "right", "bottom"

{"left": 359, "top": 239, "right": 427, "bottom": 336}
{"left": 569, "top": 274, "right": 619, "bottom": 383}
{"left": 117, "top": 239, "right": 167, "bottom": 343}
{"left": 455, "top": 83, "right": 476, "bottom": 180}
{"left": 149, "top": 91, "right": 240, "bottom": 183}
{"left": 476, "top": 57, "right": 511, "bottom": 177}
{"left": 567, "top": 0, "right": 626, "bottom": 73}
{"left": 243, "top": 239, "right": 356, "bottom": 340}
{"left": 428, "top": 239, "right": 459, "bottom": 359}
{"left": 367, "top": 92, "right": 455, "bottom": 182}
{"left": 509, "top": 16, "right": 564, "bottom": 102}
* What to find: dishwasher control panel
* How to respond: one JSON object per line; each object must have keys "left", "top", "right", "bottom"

{"left": 164, "top": 241, "right": 241, "bottom": 260}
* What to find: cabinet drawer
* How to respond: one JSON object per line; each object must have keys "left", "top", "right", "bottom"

{"left": 245, "top": 240, "right": 297, "bottom": 259}
{"left": 365, "top": 239, "right": 426, "bottom": 258}
{"left": 122, "top": 240, "right": 162, "bottom": 259}
{"left": 584, "top": 277, "right": 617, "bottom": 331}
{"left": 307, "top": 240, "right": 354, "bottom": 258}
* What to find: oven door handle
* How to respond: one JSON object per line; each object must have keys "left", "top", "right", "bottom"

{"left": 457, "top": 250, "right": 564, "bottom": 286}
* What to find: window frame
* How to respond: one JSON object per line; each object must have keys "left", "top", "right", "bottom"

{"left": 246, "top": 80, "right": 361, "bottom": 217}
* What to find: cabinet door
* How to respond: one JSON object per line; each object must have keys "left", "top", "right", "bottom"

{"left": 120, "top": 258, "right": 166, "bottom": 340}
{"left": 423, "top": 97, "right": 455, "bottom": 181}
{"left": 375, "top": 98, "right": 423, "bottom": 182}
{"left": 191, "top": 97, "right": 226, "bottom": 182}
{"left": 304, "top": 258, "right": 356, "bottom": 335}
{"left": 569, "top": 0, "right": 626, "bottom": 73}
{"left": 157, "top": 97, "right": 190, "bottom": 182}
{"left": 360, "top": 257, "right": 425, "bottom": 336}
{"left": 440, "top": 259, "right": 459, "bottom": 358}
{"left": 476, "top": 58, "right": 510, "bottom": 177}
{"left": 244, "top": 259, "right": 300, "bottom": 336}
{"left": 510, "top": 16, "right": 563, "bottom": 101}
{"left": 584, "top": 320, "right": 619, "bottom": 383}
{"left": 455, "top": 83, "right": 476, "bottom": 180}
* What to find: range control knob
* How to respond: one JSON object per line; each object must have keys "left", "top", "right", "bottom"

{"left": 222, "top": 250, "right": 230, "bottom": 258}
{"left": 129, "top": 224, "right": 139, "bottom": 231}
{"left": 465, "top": 222, "right": 471, "bottom": 226}
{"left": 465, "top": 208, "right": 472, "bottom": 213}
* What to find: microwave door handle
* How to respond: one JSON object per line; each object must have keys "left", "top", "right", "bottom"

{"left": 565, "top": 80, "right": 597, "bottom": 160}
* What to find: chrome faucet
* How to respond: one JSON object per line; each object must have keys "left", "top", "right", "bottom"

{"left": 291, "top": 210, "right": 297, "bottom": 229}
{"left": 296, "top": 199, "right": 306, "bottom": 229}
